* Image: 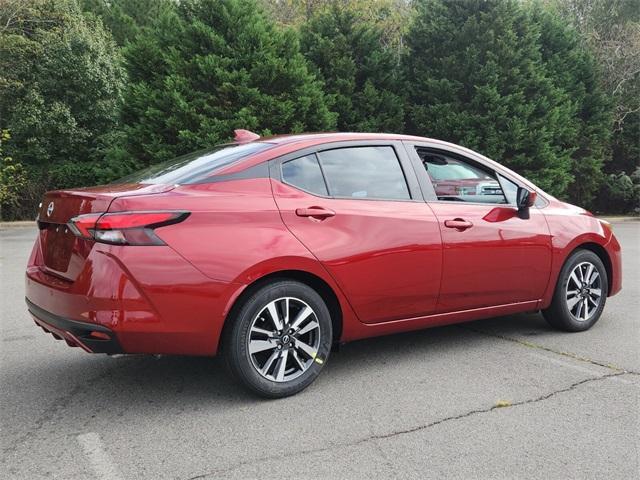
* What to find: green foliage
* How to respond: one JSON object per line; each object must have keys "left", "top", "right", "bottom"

{"left": 261, "top": 1, "right": 414, "bottom": 55}
{"left": 549, "top": 0, "right": 639, "bottom": 211}
{"left": 0, "top": 0, "right": 635, "bottom": 218}
{"left": 527, "top": 2, "right": 612, "bottom": 206}
{"left": 0, "top": 130, "right": 27, "bottom": 219}
{"left": 118, "top": 0, "right": 336, "bottom": 165}
{"left": 611, "top": 111, "right": 640, "bottom": 175}
{"left": 548, "top": 0, "right": 640, "bottom": 130}
{"left": 80, "top": 0, "right": 175, "bottom": 46}
{"left": 301, "top": 4, "right": 404, "bottom": 132}
{"left": 595, "top": 169, "right": 640, "bottom": 213}
{"left": 0, "top": 0, "right": 126, "bottom": 219}
{"left": 404, "top": 0, "right": 580, "bottom": 197}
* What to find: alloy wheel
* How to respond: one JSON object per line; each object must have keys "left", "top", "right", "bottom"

{"left": 565, "top": 261, "right": 602, "bottom": 322}
{"left": 247, "top": 297, "right": 321, "bottom": 382}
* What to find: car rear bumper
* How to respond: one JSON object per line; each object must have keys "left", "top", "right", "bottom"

{"left": 26, "top": 298, "right": 123, "bottom": 354}
{"left": 25, "top": 240, "right": 241, "bottom": 356}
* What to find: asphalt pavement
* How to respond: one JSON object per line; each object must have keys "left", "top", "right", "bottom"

{"left": 1, "top": 221, "right": 638, "bottom": 479}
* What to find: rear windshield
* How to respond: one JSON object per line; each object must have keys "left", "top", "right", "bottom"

{"left": 114, "top": 142, "right": 275, "bottom": 185}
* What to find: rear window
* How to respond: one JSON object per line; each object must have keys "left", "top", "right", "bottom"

{"left": 114, "top": 142, "right": 274, "bottom": 185}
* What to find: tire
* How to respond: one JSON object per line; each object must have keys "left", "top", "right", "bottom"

{"left": 223, "top": 279, "right": 333, "bottom": 398}
{"left": 542, "top": 249, "right": 608, "bottom": 332}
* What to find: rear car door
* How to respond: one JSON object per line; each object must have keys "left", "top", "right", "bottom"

{"left": 404, "top": 141, "right": 553, "bottom": 313}
{"left": 270, "top": 141, "right": 443, "bottom": 324}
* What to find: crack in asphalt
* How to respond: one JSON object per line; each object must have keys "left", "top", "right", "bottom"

{"left": 183, "top": 371, "right": 630, "bottom": 480}
{"left": 459, "top": 325, "right": 640, "bottom": 375}
{"left": 0, "top": 358, "right": 130, "bottom": 459}
{"left": 5, "top": 321, "right": 636, "bottom": 478}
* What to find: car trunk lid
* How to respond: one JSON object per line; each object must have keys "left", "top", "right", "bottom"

{"left": 36, "top": 183, "right": 174, "bottom": 281}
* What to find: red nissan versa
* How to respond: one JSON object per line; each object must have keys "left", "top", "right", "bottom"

{"left": 25, "top": 131, "right": 622, "bottom": 397}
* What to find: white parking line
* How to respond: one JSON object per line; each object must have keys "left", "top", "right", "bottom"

{"left": 526, "top": 351, "right": 634, "bottom": 385}
{"left": 77, "top": 432, "right": 124, "bottom": 480}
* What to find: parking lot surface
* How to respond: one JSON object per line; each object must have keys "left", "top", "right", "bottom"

{"left": 1, "top": 221, "right": 638, "bottom": 479}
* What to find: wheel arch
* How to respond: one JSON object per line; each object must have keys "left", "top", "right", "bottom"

{"left": 573, "top": 242, "right": 613, "bottom": 294}
{"left": 541, "top": 238, "right": 614, "bottom": 310}
{"left": 220, "top": 269, "right": 344, "bottom": 353}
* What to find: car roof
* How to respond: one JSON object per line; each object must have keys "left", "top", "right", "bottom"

{"left": 257, "top": 132, "right": 431, "bottom": 145}
{"left": 218, "top": 132, "right": 434, "bottom": 175}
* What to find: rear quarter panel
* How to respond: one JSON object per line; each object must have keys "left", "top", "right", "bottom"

{"left": 107, "top": 177, "right": 360, "bottom": 350}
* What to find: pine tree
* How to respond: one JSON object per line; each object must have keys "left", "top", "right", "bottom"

{"left": 300, "top": 3, "right": 404, "bottom": 132}
{"left": 80, "top": 0, "right": 175, "bottom": 46}
{"left": 550, "top": 0, "right": 639, "bottom": 212}
{"left": 404, "top": 0, "right": 577, "bottom": 197}
{"left": 119, "top": 0, "right": 336, "bottom": 165}
{"left": 528, "top": 2, "right": 612, "bottom": 207}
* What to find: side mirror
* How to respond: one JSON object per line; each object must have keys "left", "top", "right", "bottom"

{"left": 516, "top": 187, "right": 536, "bottom": 218}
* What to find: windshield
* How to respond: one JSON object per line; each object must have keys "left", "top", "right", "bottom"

{"left": 114, "top": 142, "right": 275, "bottom": 185}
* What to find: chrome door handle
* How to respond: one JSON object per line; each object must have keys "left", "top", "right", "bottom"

{"left": 295, "top": 207, "right": 336, "bottom": 219}
{"left": 444, "top": 218, "right": 473, "bottom": 230}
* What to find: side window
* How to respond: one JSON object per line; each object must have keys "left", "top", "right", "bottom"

{"left": 282, "top": 154, "right": 328, "bottom": 196}
{"left": 498, "top": 174, "right": 519, "bottom": 205}
{"left": 317, "top": 146, "right": 410, "bottom": 200}
{"left": 417, "top": 149, "right": 507, "bottom": 204}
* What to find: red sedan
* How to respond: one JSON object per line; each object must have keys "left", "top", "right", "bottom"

{"left": 25, "top": 131, "right": 622, "bottom": 397}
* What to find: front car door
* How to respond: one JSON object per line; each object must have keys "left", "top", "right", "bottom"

{"left": 270, "top": 141, "right": 442, "bottom": 324}
{"left": 404, "top": 141, "right": 553, "bottom": 313}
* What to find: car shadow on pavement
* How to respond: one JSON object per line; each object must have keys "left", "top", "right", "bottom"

{"left": 324, "top": 312, "right": 550, "bottom": 376}
{"left": 14, "top": 312, "right": 553, "bottom": 412}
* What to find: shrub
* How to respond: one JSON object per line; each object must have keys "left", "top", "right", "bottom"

{"left": 0, "top": 0, "right": 126, "bottom": 218}
{"left": 0, "top": 131, "right": 28, "bottom": 220}
{"left": 595, "top": 169, "right": 640, "bottom": 214}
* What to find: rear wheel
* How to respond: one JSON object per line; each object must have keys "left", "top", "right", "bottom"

{"left": 542, "top": 249, "right": 608, "bottom": 332}
{"left": 224, "top": 280, "right": 333, "bottom": 398}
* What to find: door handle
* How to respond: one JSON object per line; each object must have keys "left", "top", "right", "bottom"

{"left": 444, "top": 218, "right": 473, "bottom": 230}
{"left": 295, "top": 207, "right": 336, "bottom": 219}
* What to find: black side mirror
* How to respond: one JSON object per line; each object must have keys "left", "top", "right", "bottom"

{"left": 516, "top": 187, "right": 536, "bottom": 219}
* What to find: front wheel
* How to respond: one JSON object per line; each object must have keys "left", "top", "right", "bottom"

{"left": 542, "top": 249, "right": 608, "bottom": 332}
{"left": 224, "top": 280, "right": 333, "bottom": 398}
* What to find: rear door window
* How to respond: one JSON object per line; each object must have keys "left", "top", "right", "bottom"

{"left": 317, "top": 146, "right": 410, "bottom": 200}
{"left": 281, "top": 154, "right": 329, "bottom": 196}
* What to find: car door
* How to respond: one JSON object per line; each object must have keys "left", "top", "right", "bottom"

{"left": 404, "top": 141, "right": 553, "bottom": 313}
{"left": 270, "top": 141, "right": 443, "bottom": 324}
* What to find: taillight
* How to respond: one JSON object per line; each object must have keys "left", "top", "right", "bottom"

{"left": 68, "top": 211, "right": 189, "bottom": 245}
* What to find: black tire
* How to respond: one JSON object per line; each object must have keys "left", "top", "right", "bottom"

{"left": 542, "top": 249, "right": 608, "bottom": 332}
{"left": 223, "top": 279, "right": 333, "bottom": 398}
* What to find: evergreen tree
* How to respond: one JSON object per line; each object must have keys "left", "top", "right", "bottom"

{"left": 0, "top": 0, "right": 126, "bottom": 218}
{"left": 120, "top": 0, "right": 336, "bottom": 165}
{"left": 611, "top": 112, "right": 640, "bottom": 175}
{"left": 263, "top": 0, "right": 414, "bottom": 59}
{"left": 80, "top": 0, "right": 175, "bottom": 46}
{"left": 550, "top": 0, "right": 639, "bottom": 212}
{"left": 300, "top": 3, "right": 404, "bottom": 132}
{"left": 528, "top": 2, "right": 612, "bottom": 207}
{"left": 404, "top": 0, "right": 577, "bottom": 197}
